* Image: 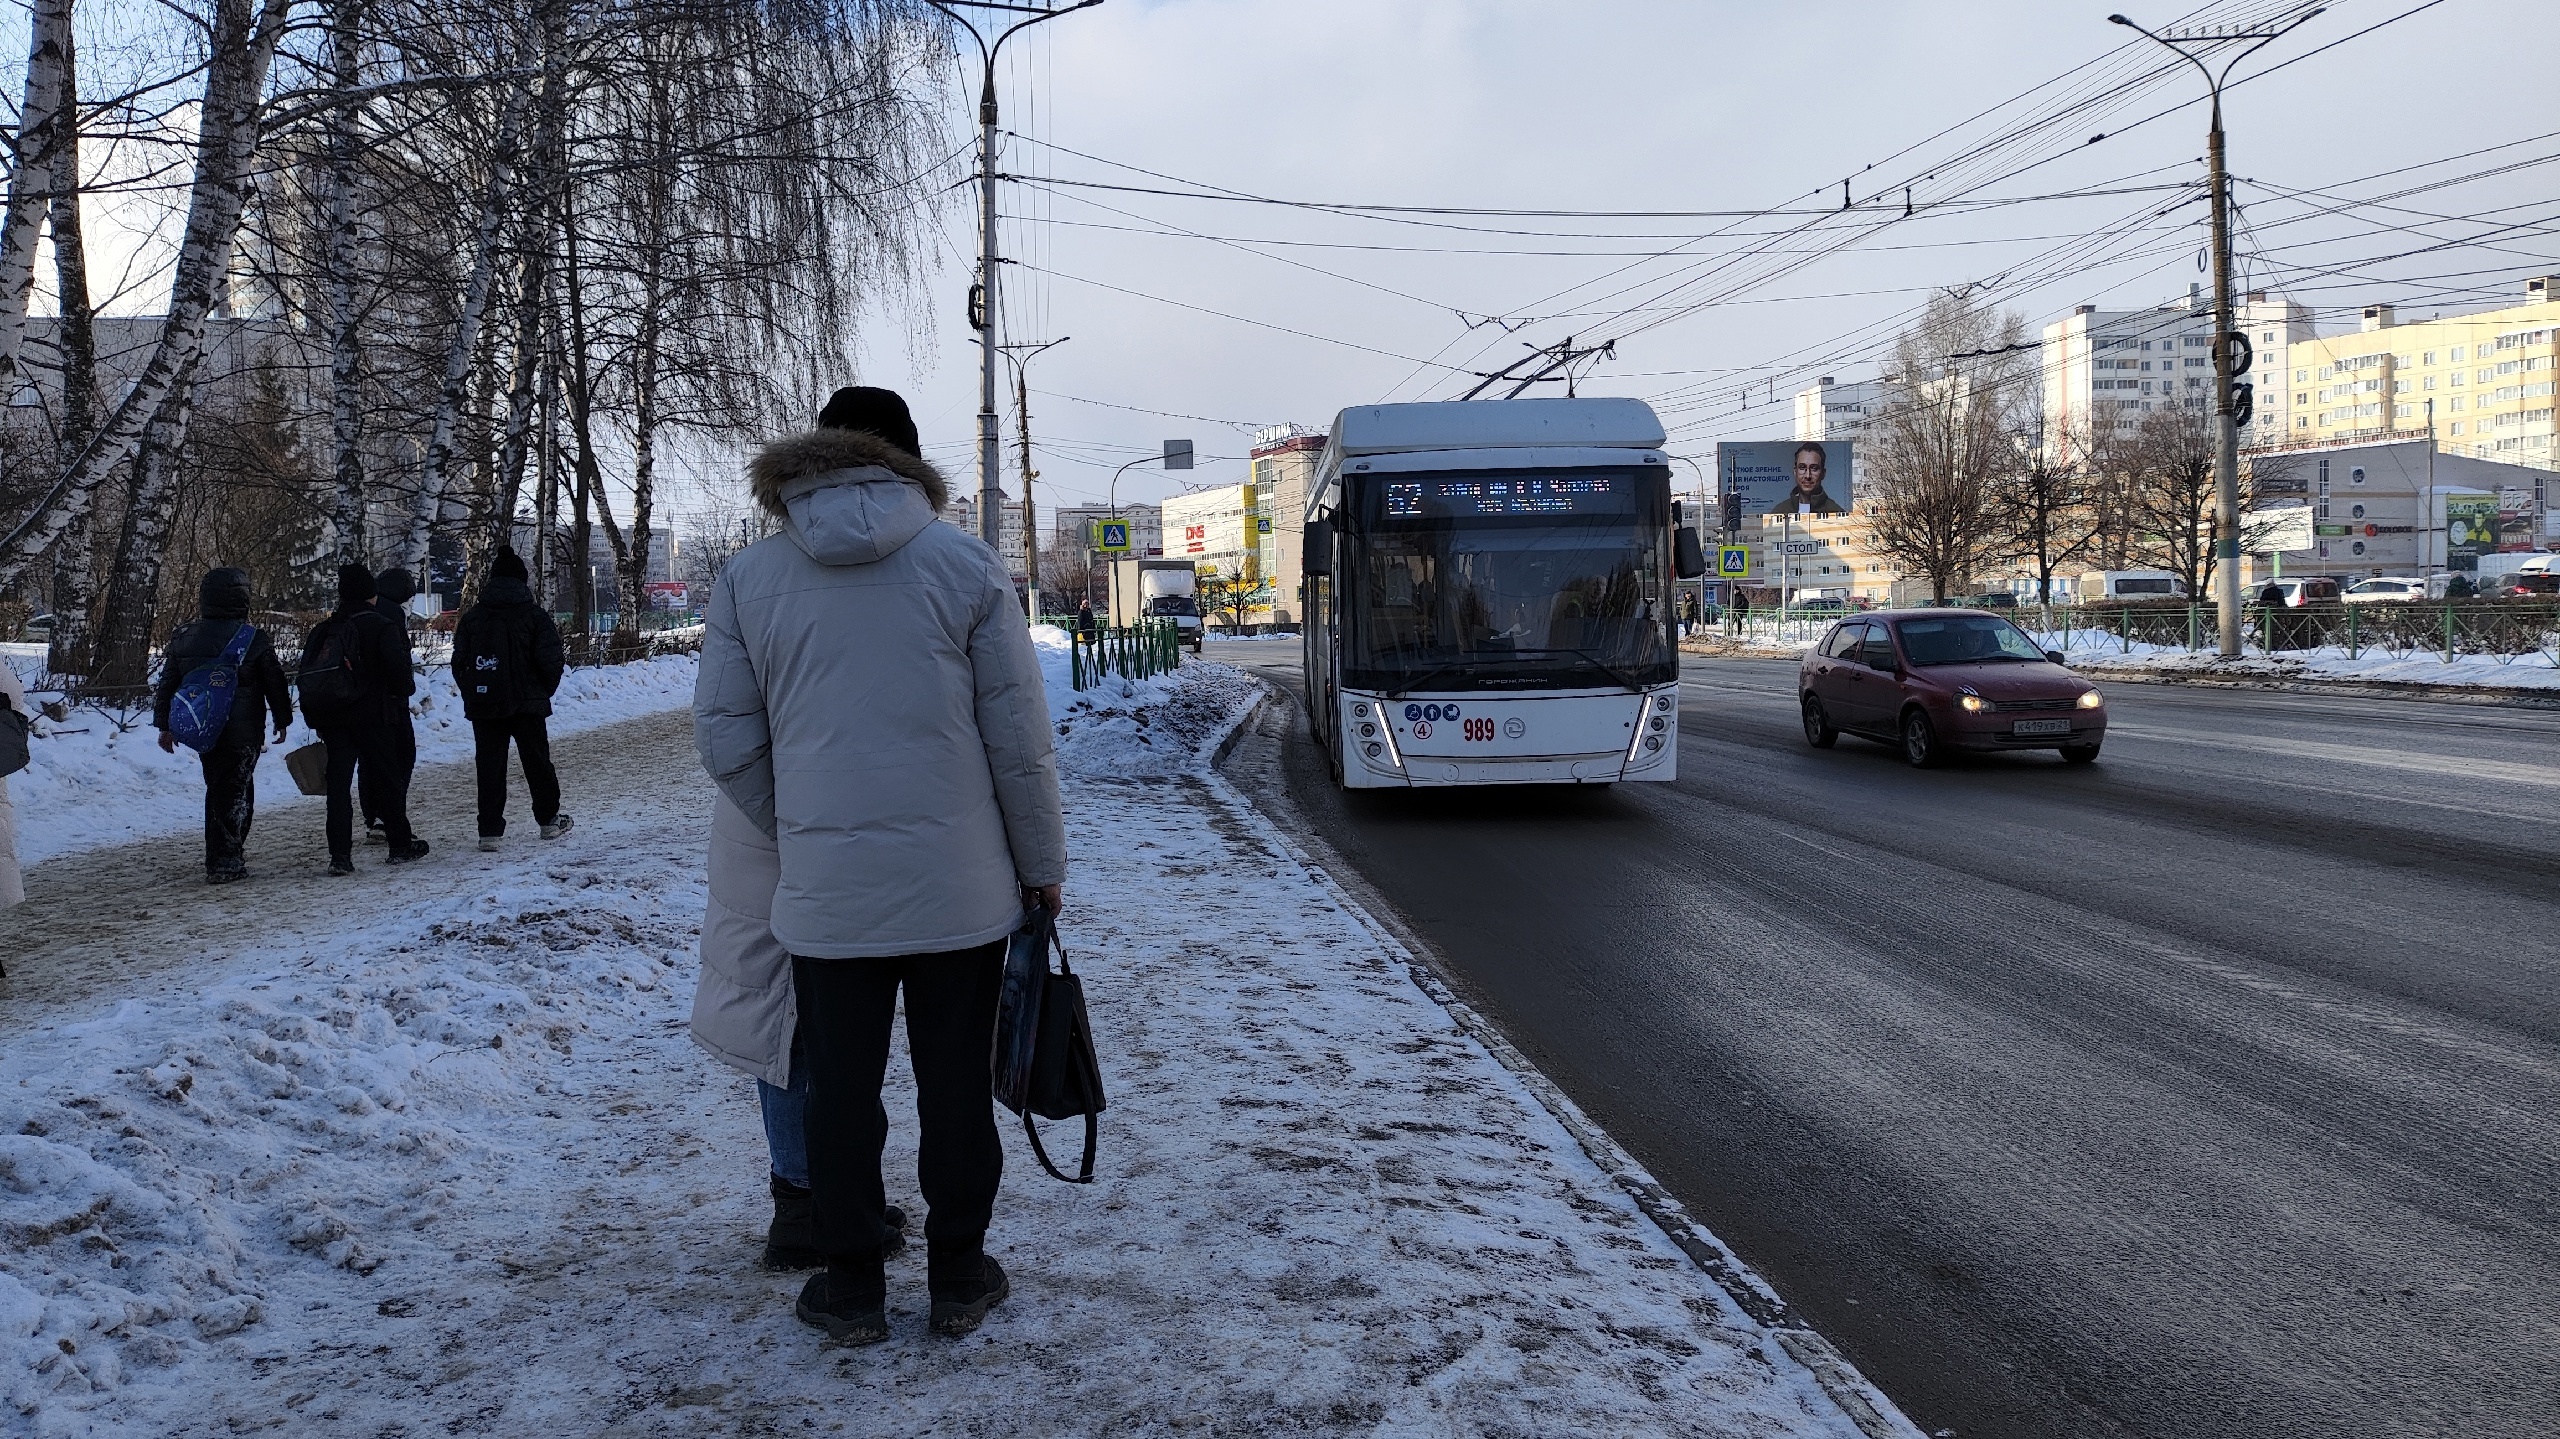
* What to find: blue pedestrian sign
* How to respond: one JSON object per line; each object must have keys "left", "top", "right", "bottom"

{"left": 1095, "top": 519, "right": 1132, "bottom": 554}
{"left": 1717, "top": 544, "right": 1751, "bottom": 579}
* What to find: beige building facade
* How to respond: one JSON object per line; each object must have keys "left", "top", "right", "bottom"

{"left": 2284, "top": 276, "right": 2559, "bottom": 471}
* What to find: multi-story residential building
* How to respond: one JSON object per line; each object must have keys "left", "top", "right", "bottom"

{"left": 1791, "top": 376, "right": 1889, "bottom": 500}
{"left": 1251, "top": 424, "right": 1326, "bottom": 626}
{"left": 1048, "top": 502, "right": 1162, "bottom": 563}
{"left": 2284, "top": 276, "right": 2559, "bottom": 471}
{"left": 2041, "top": 288, "right": 2312, "bottom": 460}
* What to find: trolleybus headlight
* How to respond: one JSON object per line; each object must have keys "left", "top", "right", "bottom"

{"left": 1655, "top": 694, "right": 1673, "bottom": 711}
{"left": 1645, "top": 736, "right": 1664, "bottom": 752}
{"left": 1353, "top": 703, "right": 1369, "bottom": 718}
{"left": 1363, "top": 742, "right": 1383, "bottom": 759}
{"left": 1959, "top": 694, "right": 1987, "bottom": 713}
{"left": 1649, "top": 716, "right": 1666, "bottom": 732}
{"left": 2076, "top": 689, "right": 2104, "bottom": 709}
{"left": 1359, "top": 723, "right": 1376, "bottom": 737}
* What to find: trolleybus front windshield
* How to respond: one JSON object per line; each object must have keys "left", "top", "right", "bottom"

{"left": 1346, "top": 468, "right": 1673, "bottom": 692}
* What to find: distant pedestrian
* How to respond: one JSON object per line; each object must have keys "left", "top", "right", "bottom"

{"left": 696, "top": 384, "right": 1065, "bottom": 1346}
{"left": 691, "top": 789, "right": 909, "bottom": 1271}
{"left": 359, "top": 567, "right": 423, "bottom": 843}
{"left": 299, "top": 563, "right": 426, "bottom": 874}
{"left": 151, "top": 567, "right": 293, "bottom": 883}
{"left": 0, "top": 656, "right": 27, "bottom": 919}
{"left": 452, "top": 548, "right": 569, "bottom": 851}
{"left": 1075, "top": 599, "right": 1096, "bottom": 637}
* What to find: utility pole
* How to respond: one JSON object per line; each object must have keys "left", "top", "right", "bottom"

{"left": 1002, "top": 336, "right": 1068, "bottom": 621}
{"left": 929, "top": 1, "right": 1102, "bottom": 554}
{"left": 2111, "top": 7, "right": 2324, "bottom": 658}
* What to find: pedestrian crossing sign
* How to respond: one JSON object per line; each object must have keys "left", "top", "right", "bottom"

{"left": 1717, "top": 545, "right": 1751, "bottom": 579}
{"left": 1094, "top": 519, "right": 1132, "bottom": 554}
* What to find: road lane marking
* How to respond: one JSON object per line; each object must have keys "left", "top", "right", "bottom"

{"left": 2106, "top": 724, "right": 2560, "bottom": 790}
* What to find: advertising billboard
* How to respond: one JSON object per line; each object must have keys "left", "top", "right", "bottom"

{"left": 1717, "top": 440, "right": 1852, "bottom": 518}
{"left": 2444, "top": 494, "right": 2499, "bottom": 569}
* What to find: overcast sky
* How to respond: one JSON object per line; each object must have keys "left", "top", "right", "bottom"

{"left": 849, "top": 0, "right": 2559, "bottom": 517}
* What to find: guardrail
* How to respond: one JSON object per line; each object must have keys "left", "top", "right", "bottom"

{"left": 1068, "top": 620, "right": 1182, "bottom": 691}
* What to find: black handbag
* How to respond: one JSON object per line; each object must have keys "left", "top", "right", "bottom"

{"left": 991, "top": 910, "right": 1107, "bottom": 1184}
{"left": 0, "top": 693, "right": 28, "bottom": 778}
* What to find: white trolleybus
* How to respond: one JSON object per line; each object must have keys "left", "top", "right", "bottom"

{"left": 1300, "top": 397, "right": 1702, "bottom": 789}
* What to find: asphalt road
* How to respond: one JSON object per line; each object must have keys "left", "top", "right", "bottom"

{"left": 1213, "top": 637, "right": 2560, "bottom": 1439}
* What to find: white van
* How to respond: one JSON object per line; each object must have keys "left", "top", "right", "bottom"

{"left": 2079, "top": 570, "right": 2187, "bottom": 599}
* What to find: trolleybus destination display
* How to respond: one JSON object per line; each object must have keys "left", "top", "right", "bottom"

{"left": 1381, "top": 472, "right": 1638, "bottom": 520}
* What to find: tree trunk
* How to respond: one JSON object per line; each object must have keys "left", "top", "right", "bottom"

{"left": 404, "top": 90, "right": 529, "bottom": 570}
{"left": 88, "top": 385, "right": 197, "bottom": 692}
{"left": 0, "top": 0, "right": 289, "bottom": 589}
{"left": 0, "top": 0, "right": 69, "bottom": 385}
{"left": 321, "top": 0, "right": 368, "bottom": 561}
{"left": 44, "top": 17, "right": 97, "bottom": 675}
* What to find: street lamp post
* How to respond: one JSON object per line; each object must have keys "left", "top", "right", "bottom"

{"left": 927, "top": 0, "right": 1103, "bottom": 555}
{"left": 2110, "top": 7, "right": 2323, "bottom": 658}
{"left": 1001, "top": 336, "right": 1069, "bottom": 621}
{"left": 1096, "top": 440, "right": 1193, "bottom": 613}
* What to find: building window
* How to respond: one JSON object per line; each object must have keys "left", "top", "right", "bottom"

{"left": 2451, "top": 422, "right": 2465, "bottom": 435}
{"left": 2422, "top": 351, "right": 2436, "bottom": 365}
{"left": 2424, "top": 376, "right": 2437, "bottom": 390}
{"left": 2395, "top": 404, "right": 2413, "bottom": 419}
{"left": 2296, "top": 416, "right": 2309, "bottom": 428}
{"left": 2262, "top": 331, "right": 2275, "bottom": 345}
{"left": 2451, "top": 371, "right": 2464, "bottom": 386}
{"left": 2451, "top": 346, "right": 2465, "bottom": 361}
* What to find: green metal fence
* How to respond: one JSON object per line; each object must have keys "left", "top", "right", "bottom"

{"left": 1713, "top": 602, "right": 2560, "bottom": 667}
{"left": 1069, "top": 620, "right": 1184, "bottom": 691}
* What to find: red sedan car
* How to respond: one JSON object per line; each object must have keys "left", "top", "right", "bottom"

{"left": 1798, "top": 609, "right": 2106, "bottom": 765}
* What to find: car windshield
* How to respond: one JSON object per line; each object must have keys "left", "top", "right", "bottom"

{"left": 1145, "top": 594, "right": 1198, "bottom": 616}
{"left": 1346, "top": 468, "right": 1674, "bottom": 691}
{"left": 1893, "top": 614, "right": 2047, "bottom": 666}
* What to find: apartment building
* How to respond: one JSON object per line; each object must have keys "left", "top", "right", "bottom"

{"left": 1251, "top": 424, "right": 1326, "bottom": 626}
{"left": 1048, "top": 502, "right": 1163, "bottom": 562}
{"left": 2041, "top": 288, "right": 2313, "bottom": 460}
{"left": 2284, "top": 277, "right": 2559, "bottom": 471}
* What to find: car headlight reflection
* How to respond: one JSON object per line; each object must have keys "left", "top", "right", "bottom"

{"left": 1959, "top": 694, "right": 1987, "bottom": 713}
{"left": 2076, "top": 689, "right": 2104, "bottom": 709}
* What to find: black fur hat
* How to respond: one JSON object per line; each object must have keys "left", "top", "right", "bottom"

{"left": 816, "top": 386, "right": 921, "bottom": 460}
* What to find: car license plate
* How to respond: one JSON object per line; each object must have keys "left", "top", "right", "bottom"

{"left": 2011, "top": 718, "right": 2072, "bottom": 736}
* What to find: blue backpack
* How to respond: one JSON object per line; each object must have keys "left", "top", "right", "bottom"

{"left": 169, "top": 623, "right": 257, "bottom": 753}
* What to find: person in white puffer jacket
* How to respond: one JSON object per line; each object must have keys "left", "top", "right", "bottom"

{"left": 693, "top": 386, "right": 1064, "bottom": 1347}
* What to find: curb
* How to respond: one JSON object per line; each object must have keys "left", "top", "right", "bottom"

{"left": 2064, "top": 663, "right": 2560, "bottom": 708}
{"left": 1201, "top": 683, "right": 1922, "bottom": 1439}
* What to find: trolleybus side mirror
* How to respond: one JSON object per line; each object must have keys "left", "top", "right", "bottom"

{"left": 1674, "top": 525, "right": 1707, "bottom": 580}
{"left": 1304, "top": 517, "right": 1335, "bottom": 573}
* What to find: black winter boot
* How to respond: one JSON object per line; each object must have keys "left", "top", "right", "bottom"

{"left": 796, "top": 1252, "right": 889, "bottom": 1346}
{"left": 762, "top": 1177, "right": 905, "bottom": 1270}
{"left": 927, "top": 1249, "right": 1009, "bottom": 1337}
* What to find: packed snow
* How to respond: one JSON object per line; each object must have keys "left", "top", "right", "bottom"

{"left": 0, "top": 649, "right": 697, "bottom": 866}
{"left": 3, "top": 643, "right": 1904, "bottom": 1437}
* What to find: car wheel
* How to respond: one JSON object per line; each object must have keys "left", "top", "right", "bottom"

{"left": 1901, "top": 707, "right": 1941, "bottom": 768}
{"left": 2060, "top": 741, "right": 2101, "bottom": 765}
{"left": 1801, "top": 695, "right": 1838, "bottom": 749}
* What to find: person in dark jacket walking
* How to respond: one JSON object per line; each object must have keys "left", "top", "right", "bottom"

{"left": 301, "top": 563, "right": 426, "bottom": 873}
{"left": 151, "top": 568, "right": 293, "bottom": 883}
{"left": 359, "top": 567, "right": 423, "bottom": 842}
{"left": 452, "top": 548, "right": 569, "bottom": 851}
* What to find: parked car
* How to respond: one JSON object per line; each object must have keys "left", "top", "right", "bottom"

{"left": 2342, "top": 577, "right": 2426, "bottom": 604}
{"left": 2264, "top": 578, "right": 2342, "bottom": 607}
{"left": 2079, "top": 569, "right": 2187, "bottom": 599}
{"left": 1799, "top": 609, "right": 2106, "bottom": 767}
{"left": 1786, "top": 597, "right": 1856, "bottom": 619}
{"left": 1970, "top": 592, "right": 2020, "bottom": 609}
{"left": 2492, "top": 572, "right": 2560, "bottom": 597}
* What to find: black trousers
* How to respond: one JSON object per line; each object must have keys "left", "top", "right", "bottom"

{"left": 321, "top": 722, "right": 413, "bottom": 861}
{"left": 359, "top": 714, "right": 415, "bottom": 827}
{"left": 794, "top": 942, "right": 1005, "bottom": 1261}
{"left": 199, "top": 733, "right": 261, "bottom": 874}
{"left": 472, "top": 713, "right": 560, "bottom": 837}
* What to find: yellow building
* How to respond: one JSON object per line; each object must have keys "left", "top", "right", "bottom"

{"left": 2287, "top": 276, "right": 2558, "bottom": 470}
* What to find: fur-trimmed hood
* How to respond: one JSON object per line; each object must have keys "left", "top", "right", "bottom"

{"left": 748, "top": 427, "right": 948, "bottom": 516}
{"left": 746, "top": 427, "right": 952, "bottom": 569}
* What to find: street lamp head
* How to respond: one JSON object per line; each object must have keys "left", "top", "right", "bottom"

{"left": 2108, "top": 13, "right": 2131, "bottom": 24}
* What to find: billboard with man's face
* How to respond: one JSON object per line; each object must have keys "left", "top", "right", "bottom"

{"left": 1718, "top": 440, "right": 1852, "bottom": 518}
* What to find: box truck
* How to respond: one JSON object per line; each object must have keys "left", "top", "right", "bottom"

{"left": 1109, "top": 558, "right": 1203, "bottom": 651}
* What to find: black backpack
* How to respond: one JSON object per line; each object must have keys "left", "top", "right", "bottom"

{"left": 296, "top": 616, "right": 367, "bottom": 721}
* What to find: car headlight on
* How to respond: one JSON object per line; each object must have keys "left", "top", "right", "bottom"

{"left": 2076, "top": 689, "right": 2104, "bottom": 709}
{"left": 1959, "top": 694, "right": 1987, "bottom": 713}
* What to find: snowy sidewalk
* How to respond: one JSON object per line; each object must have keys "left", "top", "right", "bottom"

{"left": 3, "top": 655, "right": 1908, "bottom": 1437}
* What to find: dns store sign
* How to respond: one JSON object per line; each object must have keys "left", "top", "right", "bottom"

{"left": 1182, "top": 524, "right": 1208, "bottom": 555}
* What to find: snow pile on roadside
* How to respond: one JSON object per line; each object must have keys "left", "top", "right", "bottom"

{"left": 0, "top": 756, "right": 1880, "bottom": 1439}
{"left": 1, "top": 654, "right": 698, "bottom": 866}
{"left": 2023, "top": 628, "right": 2560, "bottom": 690}
{"left": 1030, "top": 623, "right": 1261, "bottom": 778}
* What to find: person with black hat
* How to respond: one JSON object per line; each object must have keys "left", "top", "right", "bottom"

{"left": 360, "top": 566, "right": 423, "bottom": 842}
{"left": 152, "top": 568, "right": 294, "bottom": 883}
{"left": 298, "top": 562, "right": 426, "bottom": 873}
{"left": 695, "top": 384, "right": 1064, "bottom": 1346}
{"left": 451, "top": 547, "right": 569, "bottom": 851}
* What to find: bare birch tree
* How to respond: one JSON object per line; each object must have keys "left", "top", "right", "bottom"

{"left": 1864, "top": 289, "right": 2031, "bottom": 604}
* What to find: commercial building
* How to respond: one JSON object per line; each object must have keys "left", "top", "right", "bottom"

{"left": 2282, "top": 276, "right": 2559, "bottom": 470}
{"left": 2041, "top": 287, "right": 2313, "bottom": 460}
{"left": 2243, "top": 437, "right": 2552, "bottom": 580}
{"left": 1162, "top": 482, "right": 1277, "bottom": 628}
{"left": 1252, "top": 424, "right": 1326, "bottom": 626}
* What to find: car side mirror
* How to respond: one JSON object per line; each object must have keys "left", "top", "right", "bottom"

{"left": 2045, "top": 650, "right": 2066, "bottom": 666}
{"left": 1674, "top": 525, "right": 1707, "bottom": 579}
{"left": 1303, "top": 517, "right": 1334, "bottom": 573}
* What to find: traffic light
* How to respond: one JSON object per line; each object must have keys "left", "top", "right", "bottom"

{"left": 1720, "top": 490, "right": 1743, "bottom": 535}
